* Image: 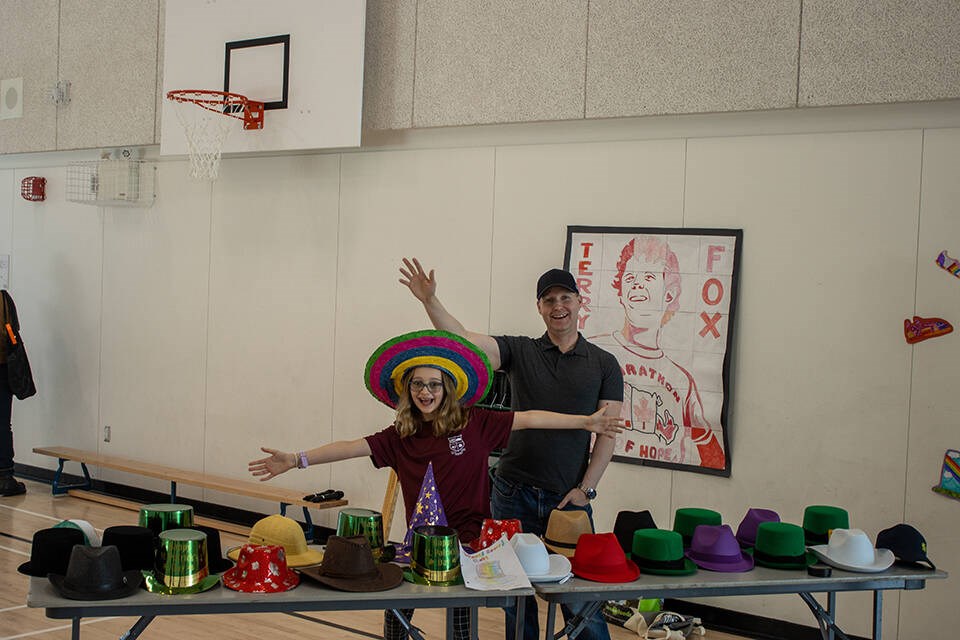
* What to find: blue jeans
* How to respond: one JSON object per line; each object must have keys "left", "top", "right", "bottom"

{"left": 491, "top": 473, "right": 611, "bottom": 640}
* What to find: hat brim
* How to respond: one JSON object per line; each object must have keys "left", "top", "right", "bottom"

{"left": 634, "top": 556, "right": 698, "bottom": 576}
{"left": 402, "top": 567, "right": 464, "bottom": 586}
{"left": 142, "top": 571, "right": 221, "bottom": 595}
{"left": 298, "top": 563, "right": 404, "bottom": 592}
{"left": 222, "top": 567, "right": 299, "bottom": 592}
{"left": 808, "top": 546, "right": 895, "bottom": 573}
{"left": 746, "top": 547, "right": 816, "bottom": 570}
{"left": 571, "top": 558, "right": 641, "bottom": 583}
{"left": 687, "top": 553, "right": 754, "bottom": 573}
{"left": 48, "top": 571, "right": 144, "bottom": 600}
{"left": 365, "top": 330, "right": 492, "bottom": 409}
{"left": 18, "top": 561, "right": 52, "bottom": 577}
{"left": 526, "top": 554, "right": 573, "bottom": 582}
{"left": 226, "top": 545, "right": 324, "bottom": 568}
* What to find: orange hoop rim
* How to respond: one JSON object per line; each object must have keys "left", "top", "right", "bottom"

{"left": 166, "top": 89, "right": 252, "bottom": 119}
{"left": 166, "top": 89, "right": 264, "bottom": 131}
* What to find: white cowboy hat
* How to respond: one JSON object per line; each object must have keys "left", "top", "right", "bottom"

{"left": 808, "top": 528, "right": 895, "bottom": 573}
{"left": 510, "top": 533, "right": 571, "bottom": 583}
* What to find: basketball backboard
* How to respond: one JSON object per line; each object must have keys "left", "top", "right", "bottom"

{"left": 161, "top": 0, "right": 365, "bottom": 157}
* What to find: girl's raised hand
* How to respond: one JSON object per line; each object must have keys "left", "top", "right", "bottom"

{"left": 248, "top": 447, "right": 296, "bottom": 481}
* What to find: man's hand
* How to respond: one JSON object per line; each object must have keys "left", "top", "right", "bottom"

{"left": 557, "top": 488, "right": 590, "bottom": 509}
{"left": 248, "top": 447, "right": 296, "bottom": 481}
{"left": 584, "top": 407, "right": 625, "bottom": 439}
{"left": 399, "top": 257, "right": 437, "bottom": 303}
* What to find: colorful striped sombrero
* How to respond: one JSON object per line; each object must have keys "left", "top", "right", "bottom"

{"left": 365, "top": 330, "right": 493, "bottom": 409}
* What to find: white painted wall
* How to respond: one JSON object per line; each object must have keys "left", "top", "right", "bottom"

{"left": 2, "top": 103, "right": 959, "bottom": 638}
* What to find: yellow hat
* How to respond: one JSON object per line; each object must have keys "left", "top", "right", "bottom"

{"left": 227, "top": 515, "right": 324, "bottom": 567}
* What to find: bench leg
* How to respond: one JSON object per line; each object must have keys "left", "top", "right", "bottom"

{"left": 52, "top": 459, "right": 91, "bottom": 495}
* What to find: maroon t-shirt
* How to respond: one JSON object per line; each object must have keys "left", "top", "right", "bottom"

{"left": 365, "top": 408, "right": 515, "bottom": 545}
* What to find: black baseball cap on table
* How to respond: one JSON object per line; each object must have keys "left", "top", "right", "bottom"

{"left": 536, "top": 269, "right": 579, "bottom": 299}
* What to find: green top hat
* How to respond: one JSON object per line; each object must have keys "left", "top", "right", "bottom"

{"left": 672, "top": 508, "right": 722, "bottom": 547}
{"left": 337, "top": 508, "right": 386, "bottom": 560}
{"left": 138, "top": 504, "right": 195, "bottom": 536}
{"left": 802, "top": 505, "right": 849, "bottom": 544}
{"left": 631, "top": 529, "right": 697, "bottom": 576}
{"left": 750, "top": 522, "right": 814, "bottom": 570}
{"left": 404, "top": 525, "right": 463, "bottom": 586}
{"left": 143, "top": 528, "right": 220, "bottom": 595}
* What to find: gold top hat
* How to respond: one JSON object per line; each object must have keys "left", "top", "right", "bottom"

{"left": 337, "top": 508, "right": 385, "bottom": 559}
{"left": 407, "top": 525, "right": 462, "bottom": 586}
{"left": 543, "top": 510, "right": 593, "bottom": 558}
{"left": 138, "top": 504, "right": 194, "bottom": 536}
{"left": 227, "top": 515, "right": 324, "bottom": 567}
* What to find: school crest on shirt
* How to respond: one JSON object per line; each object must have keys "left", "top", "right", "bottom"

{"left": 448, "top": 434, "right": 466, "bottom": 456}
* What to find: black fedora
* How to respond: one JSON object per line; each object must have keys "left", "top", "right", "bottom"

{"left": 101, "top": 525, "right": 156, "bottom": 571}
{"left": 613, "top": 510, "right": 658, "bottom": 554}
{"left": 48, "top": 545, "right": 143, "bottom": 600}
{"left": 186, "top": 525, "right": 234, "bottom": 573}
{"left": 18, "top": 527, "right": 86, "bottom": 577}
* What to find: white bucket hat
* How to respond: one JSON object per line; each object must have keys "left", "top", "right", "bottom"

{"left": 509, "top": 533, "right": 571, "bottom": 583}
{"left": 808, "top": 528, "right": 895, "bottom": 573}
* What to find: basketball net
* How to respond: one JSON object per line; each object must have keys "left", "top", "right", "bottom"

{"left": 172, "top": 105, "right": 234, "bottom": 181}
{"left": 166, "top": 90, "right": 264, "bottom": 181}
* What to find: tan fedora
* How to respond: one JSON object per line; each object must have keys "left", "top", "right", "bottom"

{"left": 543, "top": 510, "right": 593, "bottom": 558}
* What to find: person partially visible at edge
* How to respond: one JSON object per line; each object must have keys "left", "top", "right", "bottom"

{"left": 589, "top": 234, "right": 725, "bottom": 470}
{"left": 0, "top": 290, "right": 26, "bottom": 497}
{"left": 249, "top": 330, "right": 623, "bottom": 640}
{"left": 399, "top": 258, "right": 623, "bottom": 640}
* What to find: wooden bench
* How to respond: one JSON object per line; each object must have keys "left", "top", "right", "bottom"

{"left": 33, "top": 446, "right": 350, "bottom": 539}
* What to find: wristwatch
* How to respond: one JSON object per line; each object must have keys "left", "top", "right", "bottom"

{"left": 577, "top": 484, "right": 597, "bottom": 500}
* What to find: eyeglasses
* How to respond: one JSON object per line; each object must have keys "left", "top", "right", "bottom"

{"left": 410, "top": 380, "right": 444, "bottom": 393}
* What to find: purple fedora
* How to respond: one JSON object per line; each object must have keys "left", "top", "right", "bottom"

{"left": 735, "top": 508, "right": 780, "bottom": 548}
{"left": 686, "top": 524, "right": 754, "bottom": 572}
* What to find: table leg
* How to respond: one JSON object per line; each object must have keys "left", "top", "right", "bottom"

{"left": 873, "top": 590, "right": 883, "bottom": 640}
{"left": 514, "top": 595, "right": 525, "bottom": 640}
{"left": 71, "top": 617, "right": 80, "bottom": 640}
{"left": 828, "top": 592, "right": 836, "bottom": 640}
{"left": 799, "top": 592, "right": 855, "bottom": 640}
{"left": 119, "top": 615, "right": 156, "bottom": 640}
{"left": 545, "top": 602, "right": 557, "bottom": 640}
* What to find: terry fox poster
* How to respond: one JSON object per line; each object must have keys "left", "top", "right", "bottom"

{"left": 564, "top": 227, "right": 742, "bottom": 477}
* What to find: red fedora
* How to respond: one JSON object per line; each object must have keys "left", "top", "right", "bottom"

{"left": 570, "top": 532, "right": 640, "bottom": 583}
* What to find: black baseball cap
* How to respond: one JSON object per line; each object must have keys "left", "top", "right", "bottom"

{"left": 536, "top": 269, "right": 579, "bottom": 299}
{"left": 876, "top": 523, "right": 935, "bottom": 570}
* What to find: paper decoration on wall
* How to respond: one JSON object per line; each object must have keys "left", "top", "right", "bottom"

{"left": 932, "top": 449, "right": 960, "bottom": 501}
{"left": 394, "top": 462, "right": 448, "bottom": 564}
{"left": 903, "top": 316, "right": 953, "bottom": 344}
{"left": 935, "top": 251, "right": 960, "bottom": 278}
{"left": 565, "top": 226, "right": 742, "bottom": 477}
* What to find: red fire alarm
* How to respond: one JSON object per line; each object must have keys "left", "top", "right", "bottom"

{"left": 20, "top": 176, "right": 46, "bottom": 202}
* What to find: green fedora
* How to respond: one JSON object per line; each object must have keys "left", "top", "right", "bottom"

{"left": 139, "top": 503, "right": 194, "bottom": 536}
{"left": 672, "top": 508, "right": 722, "bottom": 548}
{"left": 802, "top": 505, "right": 849, "bottom": 544}
{"left": 143, "top": 528, "right": 220, "bottom": 594}
{"left": 404, "top": 525, "right": 463, "bottom": 586}
{"left": 750, "top": 522, "right": 814, "bottom": 570}
{"left": 631, "top": 529, "right": 697, "bottom": 576}
{"left": 337, "top": 508, "right": 387, "bottom": 561}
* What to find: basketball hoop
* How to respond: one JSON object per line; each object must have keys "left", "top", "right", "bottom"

{"left": 166, "top": 90, "right": 264, "bottom": 181}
